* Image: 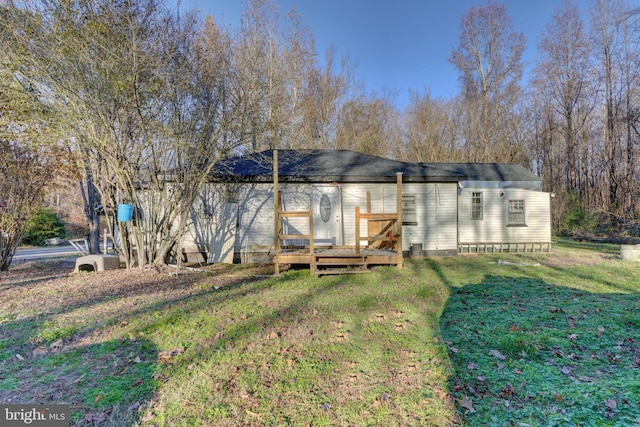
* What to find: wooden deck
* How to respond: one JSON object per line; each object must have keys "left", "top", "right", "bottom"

{"left": 274, "top": 247, "right": 403, "bottom": 277}
{"left": 272, "top": 151, "right": 404, "bottom": 276}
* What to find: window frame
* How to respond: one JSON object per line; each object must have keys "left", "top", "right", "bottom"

{"left": 224, "top": 184, "right": 239, "bottom": 204}
{"left": 402, "top": 194, "right": 418, "bottom": 226}
{"left": 507, "top": 199, "right": 526, "bottom": 226}
{"left": 471, "top": 191, "right": 483, "bottom": 220}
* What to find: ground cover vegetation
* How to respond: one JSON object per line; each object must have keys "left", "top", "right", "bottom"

{"left": 21, "top": 208, "right": 66, "bottom": 247}
{"left": 2, "top": 0, "right": 640, "bottom": 271}
{"left": 0, "top": 239, "right": 638, "bottom": 426}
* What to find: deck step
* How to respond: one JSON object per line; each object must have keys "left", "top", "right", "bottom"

{"left": 315, "top": 261, "right": 367, "bottom": 266}
{"left": 314, "top": 268, "right": 370, "bottom": 275}
{"left": 313, "top": 255, "right": 370, "bottom": 276}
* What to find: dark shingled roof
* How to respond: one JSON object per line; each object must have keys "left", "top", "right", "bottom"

{"left": 210, "top": 149, "right": 540, "bottom": 183}
{"left": 427, "top": 163, "right": 542, "bottom": 182}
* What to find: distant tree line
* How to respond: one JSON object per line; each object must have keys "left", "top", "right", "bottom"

{"left": 1, "top": 0, "right": 638, "bottom": 269}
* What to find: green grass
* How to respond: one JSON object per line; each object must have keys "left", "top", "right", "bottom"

{"left": 0, "top": 239, "right": 638, "bottom": 426}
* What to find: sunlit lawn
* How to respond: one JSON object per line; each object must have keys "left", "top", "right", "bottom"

{"left": 1, "top": 238, "right": 638, "bottom": 426}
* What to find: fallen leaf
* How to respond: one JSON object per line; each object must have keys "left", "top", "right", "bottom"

{"left": 567, "top": 334, "right": 578, "bottom": 341}
{"left": 500, "top": 383, "right": 515, "bottom": 397}
{"left": 158, "top": 347, "right": 184, "bottom": 362}
{"left": 459, "top": 395, "right": 475, "bottom": 413}
{"left": 476, "top": 375, "right": 485, "bottom": 382}
{"left": 560, "top": 366, "right": 571, "bottom": 375}
{"left": 489, "top": 350, "right": 507, "bottom": 360}
{"left": 94, "top": 394, "right": 104, "bottom": 403}
{"left": 84, "top": 412, "right": 108, "bottom": 422}
{"left": 141, "top": 413, "right": 154, "bottom": 423}
{"left": 449, "top": 346, "right": 459, "bottom": 354}
{"left": 467, "top": 362, "right": 477, "bottom": 370}
{"left": 513, "top": 367, "right": 522, "bottom": 374}
{"left": 605, "top": 399, "right": 617, "bottom": 410}
{"left": 598, "top": 326, "right": 605, "bottom": 333}
{"left": 15, "top": 354, "right": 24, "bottom": 361}
{"left": 32, "top": 347, "right": 48, "bottom": 358}
{"left": 128, "top": 402, "right": 140, "bottom": 411}
{"left": 509, "top": 324, "right": 521, "bottom": 332}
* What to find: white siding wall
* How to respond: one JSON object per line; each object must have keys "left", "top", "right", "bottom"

{"left": 402, "top": 183, "right": 458, "bottom": 252}
{"left": 458, "top": 187, "right": 551, "bottom": 244}
{"left": 341, "top": 183, "right": 383, "bottom": 247}
{"left": 232, "top": 183, "right": 312, "bottom": 252}
{"left": 183, "top": 183, "right": 227, "bottom": 251}
{"left": 190, "top": 181, "right": 551, "bottom": 261}
{"left": 341, "top": 183, "right": 458, "bottom": 251}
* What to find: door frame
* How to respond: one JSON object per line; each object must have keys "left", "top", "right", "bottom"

{"left": 311, "top": 184, "right": 342, "bottom": 246}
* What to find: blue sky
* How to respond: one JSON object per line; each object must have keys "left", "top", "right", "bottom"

{"left": 180, "top": 0, "right": 587, "bottom": 109}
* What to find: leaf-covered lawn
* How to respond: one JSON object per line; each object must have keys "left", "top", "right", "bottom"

{"left": 0, "top": 239, "right": 638, "bottom": 426}
{"left": 439, "top": 240, "right": 640, "bottom": 426}
{"left": 0, "top": 260, "right": 457, "bottom": 426}
{"left": 441, "top": 277, "right": 640, "bottom": 425}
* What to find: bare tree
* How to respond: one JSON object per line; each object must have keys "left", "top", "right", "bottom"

{"left": 398, "top": 90, "right": 462, "bottom": 162}
{"left": 449, "top": 2, "right": 526, "bottom": 163}
{"left": 534, "top": 0, "right": 595, "bottom": 200}
{"left": 590, "top": 0, "right": 640, "bottom": 221}
{"left": 2, "top": 0, "right": 254, "bottom": 267}
{"left": 334, "top": 90, "right": 399, "bottom": 157}
{"left": 299, "top": 46, "right": 352, "bottom": 149}
{"left": 0, "top": 70, "right": 60, "bottom": 269}
{"left": 233, "top": 0, "right": 353, "bottom": 151}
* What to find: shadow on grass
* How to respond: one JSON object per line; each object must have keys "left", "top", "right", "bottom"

{"left": 0, "top": 262, "right": 378, "bottom": 426}
{"left": 0, "top": 262, "right": 278, "bottom": 425}
{"left": 0, "top": 315, "right": 158, "bottom": 426}
{"left": 440, "top": 276, "right": 640, "bottom": 426}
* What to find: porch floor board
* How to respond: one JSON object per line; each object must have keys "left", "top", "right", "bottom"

{"left": 274, "top": 247, "right": 402, "bottom": 277}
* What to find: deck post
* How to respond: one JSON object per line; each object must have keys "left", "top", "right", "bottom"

{"left": 273, "top": 150, "right": 279, "bottom": 274}
{"left": 355, "top": 206, "right": 361, "bottom": 255}
{"left": 309, "top": 208, "right": 315, "bottom": 273}
{"left": 396, "top": 172, "right": 403, "bottom": 269}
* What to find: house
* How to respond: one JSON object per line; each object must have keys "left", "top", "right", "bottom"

{"left": 180, "top": 149, "right": 551, "bottom": 268}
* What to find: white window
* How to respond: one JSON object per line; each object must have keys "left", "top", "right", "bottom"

{"left": 402, "top": 194, "right": 417, "bottom": 226}
{"left": 507, "top": 199, "right": 526, "bottom": 225}
{"left": 471, "top": 192, "right": 483, "bottom": 220}
{"left": 224, "top": 185, "right": 239, "bottom": 204}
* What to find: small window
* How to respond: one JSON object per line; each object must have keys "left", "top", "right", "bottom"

{"left": 402, "top": 194, "right": 417, "bottom": 226}
{"left": 507, "top": 199, "right": 526, "bottom": 225}
{"left": 224, "top": 185, "right": 238, "bottom": 204}
{"left": 471, "top": 192, "right": 483, "bottom": 220}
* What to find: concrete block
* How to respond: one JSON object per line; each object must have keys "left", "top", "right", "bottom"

{"left": 621, "top": 244, "right": 640, "bottom": 261}
{"left": 74, "top": 254, "right": 122, "bottom": 273}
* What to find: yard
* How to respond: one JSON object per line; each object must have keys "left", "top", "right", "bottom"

{"left": 0, "top": 239, "right": 639, "bottom": 426}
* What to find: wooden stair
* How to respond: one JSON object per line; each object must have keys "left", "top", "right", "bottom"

{"left": 312, "top": 254, "right": 370, "bottom": 277}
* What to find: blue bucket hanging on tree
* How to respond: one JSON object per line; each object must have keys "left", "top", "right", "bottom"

{"left": 117, "top": 204, "right": 134, "bottom": 222}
